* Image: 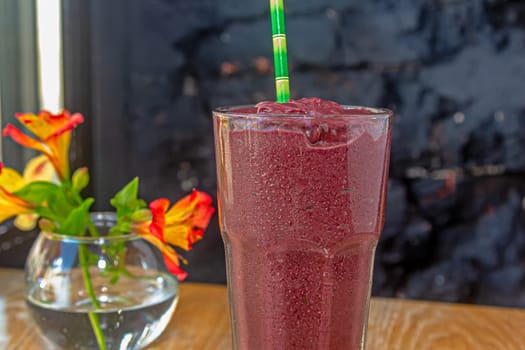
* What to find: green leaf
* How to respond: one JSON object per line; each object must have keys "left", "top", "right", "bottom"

{"left": 48, "top": 188, "right": 75, "bottom": 221}
{"left": 15, "top": 181, "right": 76, "bottom": 225}
{"left": 13, "top": 181, "right": 62, "bottom": 204}
{"left": 110, "top": 177, "right": 147, "bottom": 218}
{"left": 57, "top": 198, "right": 95, "bottom": 236}
{"left": 34, "top": 207, "right": 60, "bottom": 223}
{"left": 111, "top": 177, "right": 139, "bottom": 207}
{"left": 109, "top": 221, "right": 131, "bottom": 236}
{"left": 72, "top": 167, "right": 90, "bottom": 192}
{"left": 109, "top": 273, "right": 120, "bottom": 285}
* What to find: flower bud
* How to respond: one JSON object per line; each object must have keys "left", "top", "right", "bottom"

{"left": 72, "top": 167, "right": 89, "bottom": 192}
{"left": 38, "top": 218, "right": 56, "bottom": 232}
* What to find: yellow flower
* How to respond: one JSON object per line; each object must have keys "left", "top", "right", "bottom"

{"left": 0, "top": 155, "right": 56, "bottom": 230}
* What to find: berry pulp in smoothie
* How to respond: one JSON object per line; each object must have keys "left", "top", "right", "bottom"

{"left": 214, "top": 99, "right": 392, "bottom": 350}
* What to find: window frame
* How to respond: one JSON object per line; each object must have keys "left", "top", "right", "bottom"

{"left": 62, "top": 0, "right": 131, "bottom": 207}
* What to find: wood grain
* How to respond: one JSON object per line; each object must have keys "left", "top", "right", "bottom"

{"left": 0, "top": 268, "right": 524, "bottom": 349}
{"left": 367, "top": 298, "right": 525, "bottom": 350}
{"left": 149, "top": 283, "right": 232, "bottom": 350}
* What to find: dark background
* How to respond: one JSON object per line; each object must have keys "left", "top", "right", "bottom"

{"left": 1, "top": 0, "right": 525, "bottom": 307}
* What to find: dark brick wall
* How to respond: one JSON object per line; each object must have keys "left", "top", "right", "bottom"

{"left": 120, "top": 0, "right": 525, "bottom": 305}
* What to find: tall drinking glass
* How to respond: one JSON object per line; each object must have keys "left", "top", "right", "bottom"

{"left": 213, "top": 105, "right": 392, "bottom": 350}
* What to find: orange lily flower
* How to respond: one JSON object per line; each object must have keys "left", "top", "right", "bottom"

{"left": 0, "top": 155, "right": 55, "bottom": 229}
{"left": 131, "top": 190, "right": 214, "bottom": 280}
{"left": 3, "top": 110, "right": 84, "bottom": 180}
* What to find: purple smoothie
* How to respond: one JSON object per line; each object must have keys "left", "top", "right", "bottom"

{"left": 214, "top": 99, "right": 392, "bottom": 350}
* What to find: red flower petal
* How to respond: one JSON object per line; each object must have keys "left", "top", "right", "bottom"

{"left": 46, "top": 112, "right": 84, "bottom": 140}
{"left": 0, "top": 186, "right": 34, "bottom": 209}
{"left": 148, "top": 198, "right": 170, "bottom": 240}
{"left": 191, "top": 201, "right": 215, "bottom": 232}
{"left": 2, "top": 125, "right": 63, "bottom": 177}
{"left": 163, "top": 252, "right": 188, "bottom": 281}
{"left": 138, "top": 232, "right": 187, "bottom": 280}
{"left": 3, "top": 125, "right": 47, "bottom": 152}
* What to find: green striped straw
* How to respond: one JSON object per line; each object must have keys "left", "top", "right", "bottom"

{"left": 269, "top": 0, "right": 290, "bottom": 102}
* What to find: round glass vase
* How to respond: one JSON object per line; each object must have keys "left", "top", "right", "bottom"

{"left": 25, "top": 212, "right": 179, "bottom": 350}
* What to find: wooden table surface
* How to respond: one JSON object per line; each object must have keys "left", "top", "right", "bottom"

{"left": 1, "top": 267, "right": 524, "bottom": 349}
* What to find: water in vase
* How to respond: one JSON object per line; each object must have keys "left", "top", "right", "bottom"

{"left": 26, "top": 270, "right": 178, "bottom": 350}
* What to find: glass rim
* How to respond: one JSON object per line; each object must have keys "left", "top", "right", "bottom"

{"left": 40, "top": 211, "right": 142, "bottom": 244}
{"left": 40, "top": 231, "right": 142, "bottom": 244}
{"left": 213, "top": 104, "right": 393, "bottom": 120}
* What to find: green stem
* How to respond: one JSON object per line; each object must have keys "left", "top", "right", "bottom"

{"left": 79, "top": 245, "right": 107, "bottom": 350}
{"left": 87, "top": 219, "right": 101, "bottom": 237}
{"left": 88, "top": 313, "right": 107, "bottom": 350}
